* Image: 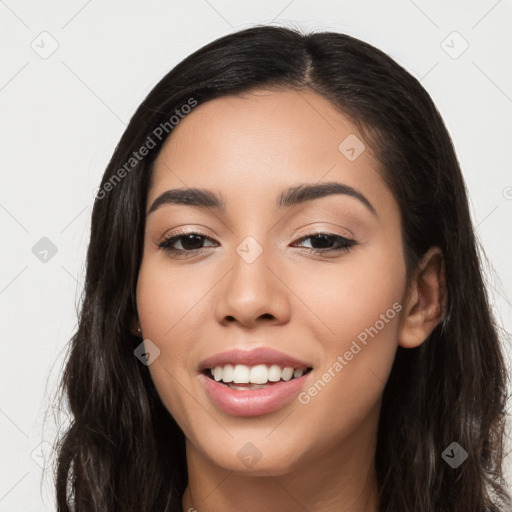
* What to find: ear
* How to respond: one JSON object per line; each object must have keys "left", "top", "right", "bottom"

{"left": 398, "top": 246, "right": 447, "bottom": 349}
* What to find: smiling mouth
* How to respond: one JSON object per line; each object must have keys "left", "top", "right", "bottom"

{"left": 201, "top": 365, "right": 313, "bottom": 390}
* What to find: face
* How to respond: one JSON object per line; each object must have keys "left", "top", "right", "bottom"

{"left": 136, "top": 88, "right": 408, "bottom": 476}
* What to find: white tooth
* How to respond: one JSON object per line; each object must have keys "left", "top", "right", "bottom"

{"left": 222, "top": 364, "right": 234, "bottom": 383}
{"left": 213, "top": 363, "right": 306, "bottom": 384}
{"left": 233, "top": 364, "right": 250, "bottom": 383}
{"left": 213, "top": 366, "right": 223, "bottom": 382}
{"left": 249, "top": 364, "right": 269, "bottom": 384}
{"left": 281, "top": 367, "right": 294, "bottom": 381}
{"left": 268, "top": 364, "right": 282, "bottom": 382}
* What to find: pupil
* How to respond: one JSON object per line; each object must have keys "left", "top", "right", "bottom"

{"left": 312, "top": 234, "right": 331, "bottom": 249}
{"left": 182, "top": 234, "right": 203, "bottom": 250}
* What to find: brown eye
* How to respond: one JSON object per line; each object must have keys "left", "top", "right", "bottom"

{"left": 157, "top": 232, "right": 217, "bottom": 257}
{"left": 293, "top": 233, "right": 357, "bottom": 253}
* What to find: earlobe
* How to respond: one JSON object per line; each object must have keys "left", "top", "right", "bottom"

{"left": 397, "top": 246, "right": 447, "bottom": 349}
{"left": 130, "top": 319, "right": 142, "bottom": 337}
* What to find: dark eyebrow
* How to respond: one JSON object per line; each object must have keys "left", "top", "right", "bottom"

{"left": 147, "top": 188, "right": 226, "bottom": 215}
{"left": 147, "top": 181, "right": 377, "bottom": 217}
{"left": 276, "top": 181, "right": 377, "bottom": 216}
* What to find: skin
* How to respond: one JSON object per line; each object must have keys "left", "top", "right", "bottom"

{"left": 135, "top": 88, "right": 446, "bottom": 512}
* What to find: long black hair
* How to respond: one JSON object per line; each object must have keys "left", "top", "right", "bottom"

{"left": 53, "top": 24, "right": 511, "bottom": 511}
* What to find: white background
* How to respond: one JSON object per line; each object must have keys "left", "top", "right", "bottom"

{"left": 1, "top": 0, "right": 511, "bottom": 509}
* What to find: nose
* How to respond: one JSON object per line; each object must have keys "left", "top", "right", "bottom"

{"left": 214, "top": 240, "right": 291, "bottom": 329}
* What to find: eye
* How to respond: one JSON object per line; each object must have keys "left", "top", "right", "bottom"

{"left": 157, "top": 231, "right": 217, "bottom": 258}
{"left": 292, "top": 233, "right": 357, "bottom": 254}
{"left": 157, "top": 230, "right": 358, "bottom": 258}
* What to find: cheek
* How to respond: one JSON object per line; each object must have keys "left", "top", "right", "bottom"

{"left": 136, "top": 253, "right": 214, "bottom": 345}
{"left": 291, "top": 238, "right": 405, "bottom": 347}
{"left": 137, "top": 254, "right": 237, "bottom": 435}
{"left": 135, "top": 257, "right": 215, "bottom": 423}
{"left": 291, "top": 244, "right": 405, "bottom": 422}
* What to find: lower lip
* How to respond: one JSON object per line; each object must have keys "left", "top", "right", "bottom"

{"left": 199, "top": 371, "right": 311, "bottom": 417}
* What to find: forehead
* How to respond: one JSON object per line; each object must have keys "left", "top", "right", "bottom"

{"left": 148, "top": 88, "right": 395, "bottom": 220}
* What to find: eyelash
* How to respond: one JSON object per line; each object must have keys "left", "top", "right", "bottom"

{"left": 157, "top": 229, "right": 358, "bottom": 258}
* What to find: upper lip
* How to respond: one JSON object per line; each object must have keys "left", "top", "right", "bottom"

{"left": 198, "top": 347, "right": 313, "bottom": 372}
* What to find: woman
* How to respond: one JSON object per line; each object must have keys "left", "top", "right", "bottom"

{"left": 54, "top": 25, "right": 511, "bottom": 511}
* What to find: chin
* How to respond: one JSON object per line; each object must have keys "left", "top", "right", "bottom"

{"left": 196, "top": 436, "right": 306, "bottom": 476}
